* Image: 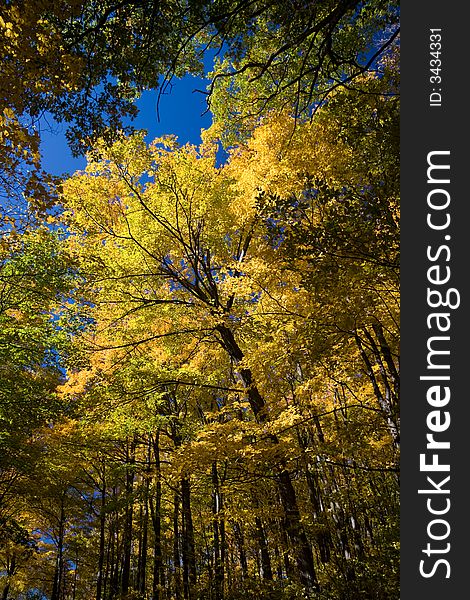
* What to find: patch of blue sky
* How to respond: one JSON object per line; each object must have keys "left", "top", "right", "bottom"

{"left": 40, "top": 75, "right": 211, "bottom": 177}
{"left": 39, "top": 47, "right": 227, "bottom": 178}
{"left": 39, "top": 43, "right": 237, "bottom": 179}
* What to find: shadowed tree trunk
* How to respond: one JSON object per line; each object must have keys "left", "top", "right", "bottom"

{"left": 212, "top": 463, "right": 225, "bottom": 600}
{"left": 150, "top": 431, "right": 164, "bottom": 600}
{"left": 173, "top": 492, "right": 182, "bottom": 600}
{"left": 137, "top": 441, "right": 150, "bottom": 595}
{"left": 121, "top": 437, "right": 136, "bottom": 596}
{"left": 51, "top": 491, "right": 66, "bottom": 600}
{"left": 181, "top": 477, "right": 196, "bottom": 599}
{"left": 255, "top": 516, "right": 272, "bottom": 581}
{"left": 96, "top": 464, "right": 107, "bottom": 600}
{"left": 232, "top": 521, "right": 248, "bottom": 580}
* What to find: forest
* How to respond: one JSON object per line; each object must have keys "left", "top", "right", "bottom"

{"left": 1, "top": 2, "right": 400, "bottom": 599}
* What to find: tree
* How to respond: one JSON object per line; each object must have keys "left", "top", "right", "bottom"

{"left": 58, "top": 60, "right": 400, "bottom": 594}
{"left": 2, "top": 9, "right": 400, "bottom": 596}
{"left": 254, "top": 54, "right": 400, "bottom": 446}
{"left": 1, "top": 1, "right": 399, "bottom": 202}
{"left": 0, "top": 227, "right": 73, "bottom": 482}
{"left": 0, "top": 227, "right": 78, "bottom": 600}
{"left": 206, "top": 0, "right": 400, "bottom": 144}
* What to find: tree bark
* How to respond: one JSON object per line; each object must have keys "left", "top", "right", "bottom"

{"left": 232, "top": 522, "right": 248, "bottom": 580}
{"left": 355, "top": 329, "right": 400, "bottom": 448}
{"left": 137, "top": 438, "right": 151, "bottom": 594}
{"left": 277, "top": 469, "right": 317, "bottom": 590}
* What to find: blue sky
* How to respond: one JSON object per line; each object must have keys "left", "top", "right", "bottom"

{"left": 40, "top": 73, "right": 212, "bottom": 176}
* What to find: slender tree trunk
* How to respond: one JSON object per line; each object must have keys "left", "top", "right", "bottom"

{"left": 220, "top": 507, "right": 226, "bottom": 591}
{"left": 141, "top": 488, "right": 149, "bottom": 593}
{"left": 151, "top": 431, "right": 164, "bottom": 600}
{"left": 274, "top": 544, "right": 283, "bottom": 580}
{"left": 71, "top": 553, "right": 78, "bottom": 600}
{"left": 109, "top": 497, "right": 121, "bottom": 600}
{"left": 97, "top": 466, "right": 107, "bottom": 600}
{"left": 104, "top": 525, "right": 111, "bottom": 600}
{"left": 306, "top": 468, "right": 331, "bottom": 563}
{"left": 202, "top": 516, "right": 213, "bottom": 591}
{"left": 277, "top": 469, "right": 317, "bottom": 589}
{"left": 355, "top": 329, "right": 400, "bottom": 448}
{"left": 51, "top": 492, "right": 66, "bottom": 600}
{"left": 138, "top": 440, "right": 150, "bottom": 595}
{"left": 279, "top": 520, "right": 292, "bottom": 579}
{"left": 181, "top": 477, "right": 196, "bottom": 600}
{"left": 255, "top": 516, "right": 272, "bottom": 581}
{"left": 215, "top": 325, "right": 265, "bottom": 416}
{"left": 232, "top": 522, "right": 248, "bottom": 580}
{"left": 212, "top": 463, "right": 224, "bottom": 600}
{"left": 296, "top": 423, "right": 331, "bottom": 564}
{"left": 174, "top": 493, "right": 182, "bottom": 600}
{"left": 122, "top": 437, "right": 136, "bottom": 595}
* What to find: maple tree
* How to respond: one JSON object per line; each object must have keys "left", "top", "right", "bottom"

{"left": 1, "top": 3, "right": 399, "bottom": 600}
{"left": 21, "top": 53, "right": 397, "bottom": 598}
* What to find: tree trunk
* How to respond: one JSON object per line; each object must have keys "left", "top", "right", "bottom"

{"left": 121, "top": 437, "right": 136, "bottom": 595}
{"left": 96, "top": 462, "right": 107, "bottom": 600}
{"left": 151, "top": 431, "right": 164, "bottom": 600}
{"left": 71, "top": 553, "right": 78, "bottom": 600}
{"left": 277, "top": 469, "right": 317, "bottom": 590}
{"left": 212, "top": 463, "right": 224, "bottom": 600}
{"left": 181, "top": 477, "right": 196, "bottom": 599}
{"left": 254, "top": 516, "right": 272, "bottom": 581}
{"left": 173, "top": 492, "right": 182, "bottom": 600}
{"left": 216, "top": 324, "right": 318, "bottom": 590}
{"left": 279, "top": 521, "right": 292, "bottom": 579}
{"left": 137, "top": 439, "right": 150, "bottom": 594}
{"left": 355, "top": 329, "right": 400, "bottom": 448}
{"left": 108, "top": 496, "right": 121, "bottom": 600}
{"left": 232, "top": 522, "right": 248, "bottom": 580}
{"left": 51, "top": 492, "right": 66, "bottom": 600}
{"left": 297, "top": 424, "right": 331, "bottom": 564}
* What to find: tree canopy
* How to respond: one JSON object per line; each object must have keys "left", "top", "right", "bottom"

{"left": 1, "top": 3, "right": 399, "bottom": 600}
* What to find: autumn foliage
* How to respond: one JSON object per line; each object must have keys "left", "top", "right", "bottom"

{"left": 1, "top": 2, "right": 399, "bottom": 600}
